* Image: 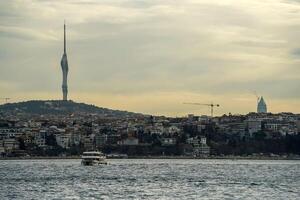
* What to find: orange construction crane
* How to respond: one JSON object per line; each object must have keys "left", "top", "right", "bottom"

{"left": 183, "top": 102, "right": 220, "bottom": 117}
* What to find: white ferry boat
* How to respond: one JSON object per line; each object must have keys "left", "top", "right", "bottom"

{"left": 81, "top": 151, "right": 107, "bottom": 166}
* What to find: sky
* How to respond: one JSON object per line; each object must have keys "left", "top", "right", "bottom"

{"left": 0, "top": 0, "right": 300, "bottom": 116}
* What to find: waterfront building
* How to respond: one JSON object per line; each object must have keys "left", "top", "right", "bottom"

{"left": 34, "top": 130, "right": 46, "bottom": 147}
{"left": 246, "top": 119, "right": 262, "bottom": 135}
{"left": 161, "top": 138, "right": 176, "bottom": 146}
{"left": 23, "top": 135, "right": 34, "bottom": 147}
{"left": 187, "top": 136, "right": 210, "bottom": 156}
{"left": 82, "top": 135, "right": 95, "bottom": 150}
{"left": 56, "top": 133, "right": 71, "bottom": 149}
{"left": 3, "top": 138, "right": 19, "bottom": 152}
{"left": 118, "top": 137, "right": 139, "bottom": 146}
{"left": 0, "top": 145, "right": 5, "bottom": 155}
{"left": 0, "top": 128, "right": 24, "bottom": 139}
{"left": 200, "top": 136, "right": 207, "bottom": 145}
{"left": 71, "top": 133, "right": 81, "bottom": 146}
{"left": 95, "top": 134, "right": 107, "bottom": 148}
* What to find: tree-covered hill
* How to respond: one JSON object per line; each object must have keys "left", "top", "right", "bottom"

{"left": 0, "top": 100, "right": 141, "bottom": 117}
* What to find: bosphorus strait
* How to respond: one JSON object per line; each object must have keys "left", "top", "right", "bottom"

{"left": 0, "top": 159, "right": 299, "bottom": 199}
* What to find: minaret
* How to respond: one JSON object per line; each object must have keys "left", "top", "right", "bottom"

{"left": 60, "top": 22, "right": 69, "bottom": 101}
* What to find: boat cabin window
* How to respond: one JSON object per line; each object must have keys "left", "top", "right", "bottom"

{"left": 83, "top": 153, "right": 102, "bottom": 156}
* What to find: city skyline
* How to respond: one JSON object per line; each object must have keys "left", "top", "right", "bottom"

{"left": 1, "top": 0, "right": 300, "bottom": 116}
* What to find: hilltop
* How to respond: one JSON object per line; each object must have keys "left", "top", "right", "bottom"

{"left": 0, "top": 100, "right": 142, "bottom": 117}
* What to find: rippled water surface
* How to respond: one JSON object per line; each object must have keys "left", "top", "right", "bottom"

{"left": 0, "top": 159, "right": 299, "bottom": 199}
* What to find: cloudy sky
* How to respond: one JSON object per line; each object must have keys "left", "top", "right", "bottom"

{"left": 1, "top": 0, "right": 300, "bottom": 116}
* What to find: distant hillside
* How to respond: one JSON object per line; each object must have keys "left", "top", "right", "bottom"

{"left": 0, "top": 100, "right": 141, "bottom": 117}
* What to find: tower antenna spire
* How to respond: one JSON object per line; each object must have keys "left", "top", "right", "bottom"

{"left": 64, "top": 20, "right": 66, "bottom": 54}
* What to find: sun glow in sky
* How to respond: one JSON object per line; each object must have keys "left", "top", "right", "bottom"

{"left": 1, "top": 0, "right": 300, "bottom": 116}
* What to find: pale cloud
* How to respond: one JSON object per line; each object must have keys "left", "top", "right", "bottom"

{"left": 0, "top": 25, "right": 58, "bottom": 40}
{"left": 0, "top": 0, "right": 300, "bottom": 115}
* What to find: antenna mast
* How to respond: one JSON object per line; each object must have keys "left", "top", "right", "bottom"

{"left": 64, "top": 21, "right": 66, "bottom": 54}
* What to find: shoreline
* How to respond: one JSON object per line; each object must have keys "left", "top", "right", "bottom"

{"left": 1, "top": 155, "right": 299, "bottom": 160}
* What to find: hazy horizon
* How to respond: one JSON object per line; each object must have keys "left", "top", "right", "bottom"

{"left": 1, "top": 0, "right": 300, "bottom": 116}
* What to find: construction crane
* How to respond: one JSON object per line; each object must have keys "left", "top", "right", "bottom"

{"left": 252, "top": 91, "right": 260, "bottom": 103}
{"left": 183, "top": 102, "right": 220, "bottom": 117}
{"left": 0, "top": 98, "right": 10, "bottom": 103}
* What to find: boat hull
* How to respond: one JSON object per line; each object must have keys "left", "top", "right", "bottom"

{"left": 81, "top": 159, "right": 107, "bottom": 166}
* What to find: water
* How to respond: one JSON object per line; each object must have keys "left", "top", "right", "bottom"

{"left": 0, "top": 159, "right": 299, "bottom": 200}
